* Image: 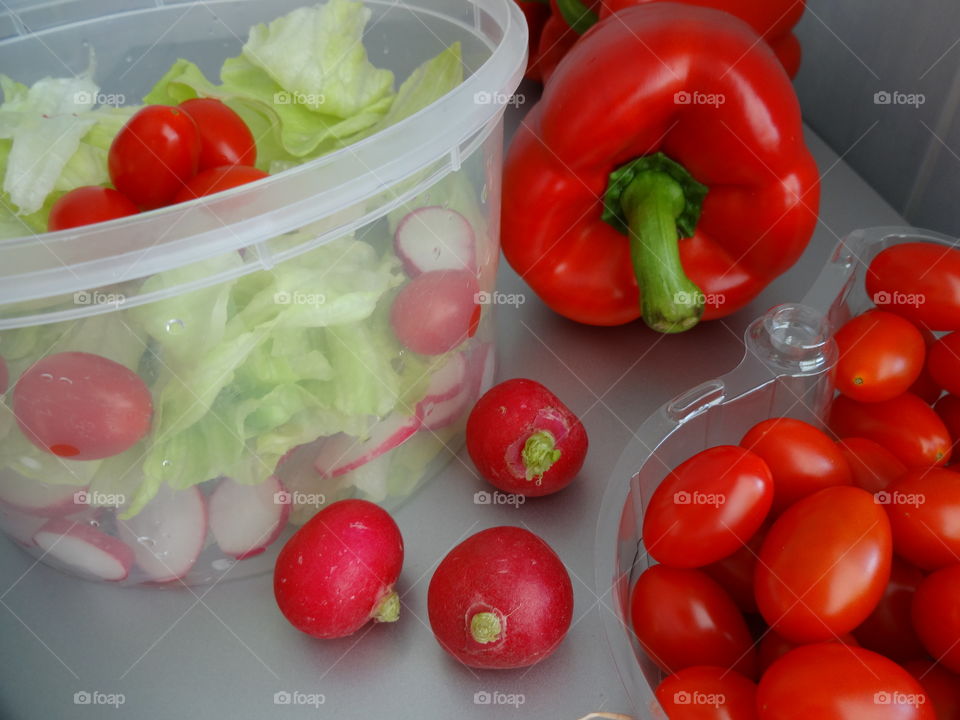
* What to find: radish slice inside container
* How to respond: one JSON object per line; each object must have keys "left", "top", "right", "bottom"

{"left": 394, "top": 206, "right": 476, "bottom": 276}
{"left": 314, "top": 411, "right": 420, "bottom": 478}
{"left": 209, "top": 476, "right": 289, "bottom": 559}
{"left": 117, "top": 484, "right": 207, "bottom": 583}
{"left": 1, "top": 506, "right": 52, "bottom": 546}
{"left": 33, "top": 518, "right": 134, "bottom": 581}
{"left": 0, "top": 470, "right": 87, "bottom": 517}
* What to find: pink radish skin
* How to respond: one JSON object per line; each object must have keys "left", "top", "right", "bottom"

{"left": 417, "top": 353, "right": 470, "bottom": 430}
{"left": 394, "top": 206, "right": 475, "bottom": 277}
{"left": 33, "top": 518, "right": 134, "bottom": 581}
{"left": 314, "top": 411, "right": 420, "bottom": 478}
{"left": 427, "top": 526, "right": 573, "bottom": 669}
{"left": 390, "top": 270, "right": 481, "bottom": 356}
{"left": 274, "top": 499, "right": 404, "bottom": 639}
{"left": 209, "top": 476, "right": 289, "bottom": 560}
{"left": 117, "top": 484, "right": 207, "bottom": 583}
{"left": 0, "top": 472, "right": 88, "bottom": 517}
{"left": 466, "top": 379, "right": 588, "bottom": 498}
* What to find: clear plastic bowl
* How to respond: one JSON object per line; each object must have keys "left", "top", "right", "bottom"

{"left": 0, "top": 0, "right": 525, "bottom": 585}
{"left": 594, "top": 226, "right": 957, "bottom": 717}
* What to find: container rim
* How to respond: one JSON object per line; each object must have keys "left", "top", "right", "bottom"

{"left": 0, "top": 0, "right": 527, "bottom": 308}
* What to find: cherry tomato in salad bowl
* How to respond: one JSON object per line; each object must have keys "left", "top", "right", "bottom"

{"left": 179, "top": 98, "right": 256, "bottom": 170}
{"left": 48, "top": 186, "right": 139, "bottom": 231}
{"left": 173, "top": 165, "right": 268, "bottom": 203}
{"left": 12, "top": 352, "right": 153, "bottom": 460}
{"left": 108, "top": 105, "right": 200, "bottom": 209}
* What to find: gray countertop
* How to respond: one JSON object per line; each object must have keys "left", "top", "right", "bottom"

{"left": 0, "top": 94, "right": 907, "bottom": 719}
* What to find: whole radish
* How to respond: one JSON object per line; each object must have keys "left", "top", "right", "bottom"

{"left": 466, "top": 378, "right": 587, "bottom": 496}
{"left": 274, "top": 499, "right": 403, "bottom": 639}
{"left": 427, "top": 526, "right": 573, "bottom": 669}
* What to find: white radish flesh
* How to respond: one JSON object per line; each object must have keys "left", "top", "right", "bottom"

{"left": 314, "top": 411, "right": 420, "bottom": 478}
{"left": 33, "top": 518, "right": 134, "bottom": 581}
{"left": 117, "top": 484, "right": 207, "bottom": 583}
{"left": 394, "top": 207, "right": 475, "bottom": 276}
{"left": 209, "top": 476, "right": 289, "bottom": 559}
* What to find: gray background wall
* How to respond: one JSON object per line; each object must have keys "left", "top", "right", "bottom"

{"left": 1, "top": 0, "right": 958, "bottom": 235}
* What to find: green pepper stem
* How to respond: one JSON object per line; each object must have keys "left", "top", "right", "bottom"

{"left": 620, "top": 174, "right": 705, "bottom": 333}
{"left": 555, "top": 0, "right": 599, "bottom": 34}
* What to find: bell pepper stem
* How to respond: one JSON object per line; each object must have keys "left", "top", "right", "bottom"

{"left": 555, "top": 0, "right": 599, "bottom": 34}
{"left": 602, "top": 153, "right": 709, "bottom": 334}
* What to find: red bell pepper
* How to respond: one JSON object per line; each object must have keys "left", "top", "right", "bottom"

{"left": 514, "top": 0, "right": 553, "bottom": 80}
{"left": 501, "top": 4, "right": 819, "bottom": 333}
{"left": 534, "top": 0, "right": 806, "bottom": 83}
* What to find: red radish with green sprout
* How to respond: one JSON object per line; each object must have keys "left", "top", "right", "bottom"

{"left": 274, "top": 499, "right": 403, "bottom": 639}
{"left": 466, "top": 379, "right": 587, "bottom": 497}
{"left": 427, "top": 526, "right": 573, "bottom": 669}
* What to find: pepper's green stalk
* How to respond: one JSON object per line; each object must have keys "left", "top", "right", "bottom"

{"left": 470, "top": 612, "right": 502, "bottom": 644}
{"left": 522, "top": 430, "right": 561, "bottom": 483}
{"left": 602, "top": 153, "right": 709, "bottom": 334}
{"left": 555, "top": 0, "right": 599, "bottom": 34}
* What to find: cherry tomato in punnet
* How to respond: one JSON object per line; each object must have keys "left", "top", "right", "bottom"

{"left": 703, "top": 529, "right": 767, "bottom": 615}
{"left": 927, "top": 332, "right": 960, "bottom": 399}
{"left": 642, "top": 446, "right": 773, "bottom": 569}
{"left": 884, "top": 468, "right": 960, "bottom": 571}
{"left": 630, "top": 565, "right": 757, "bottom": 678}
{"left": 390, "top": 270, "right": 480, "bottom": 355}
{"left": 838, "top": 438, "right": 909, "bottom": 495}
{"left": 740, "top": 418, "right": 852, "bottom": 514}
{"left": 178, "top": 98, "right": 256, "bottom": 170}
{"left": 758, "top": 630, "right": 858, "bottom": 674}
{"left": 47, "top": 186, "right": 139, "bottom": 231}
{"left": 833, "top": 310, "right": 926, "bottom": 403}
{"left": 867, "top": 242, "right": 960, "bottom": 332}
{"left": 13, "top": 352, "right": 153, "bottom": 460}
{"left": 173, "top": 165, "right": 268, "bottom": 203}
{"left": 935, "top": 394, "right": 960, "bottom": 445}
{"left": 912, "top": 563, "right": 960, "bottom": 674}
{"left": 830, "top": 393, "right": 952, "bottom": 468}
{"left": 909, "top": 327, "right": 943, "bottom": 404}
{"left": 903, "top": 659, "right": 960, "bottom": 720}
{"left": 108, "top": 105, "right": 200, "bottom": 209}
{"left": 755, "top": 486, "right": 892, "bottom": 643}
{"left": 757, "top": 644, "right": 934, "bottom": 720}
{"left": 655, "top": 666, "right": 758, "bottom": 720}
{"left": 852, "top": 557, "right": 928, "bottom": 663}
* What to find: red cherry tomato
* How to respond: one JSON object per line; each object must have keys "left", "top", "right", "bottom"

{"left": 852, "top": 557, "right": 928, "bottom": 663}
{"left": 630, "top": 565, "right": 757, "bottom": 678}
{"left": 13, "top": 352, "right": 152, "bottom": 460}
{"left": 173, "top": 165, "right": 268, "bottom": 203}
{"left": 830, "top": 393, "right": 952, "bottom": 468}
{"left": 927, "top": 332, "right": 960, "bottom": 398}
{"left": 866, "top": 242, "right": 960, "bottom": 332}
{"left": 740, "top": 418, "right": 852, "bottom": 514}
{"left": 390, "top": 270, "right": 480, "bottom": 355}
{"left": 179, "top": 98, "right": 256, "bottom": 170}
{"left": 885, "top": 468, "right": 960, "bottom": 571}
{"left": 758, "top": 630, "right": 858, "bottom": 674}
{"left": 838, "top": 437, "right": 908, "bottom": 494}
{"left": 755, "top": 486, "right": 892, "bottom": 643}
{"left": 642, "top": 446, "right": 773, "bottom": 569}
{"left": 909, "top": 327, "right": 943, "bottom": 403}
{"left": 655, "top": 666, "right": 759, "bottom": 720}
{"left": 833, "top": 310, "right": 926, "bottom": 403}
{"left": 108, "top": 105, "right": 200, "bottom": 209}
{"left": 757, "top": 644, "right": 934, "bottom": 720}
{"left": 912, "top": 563, "right": 960, "bottom": 674}
{"left": 703, "top": 529, "right": 766, "bottom": 615}
{"left": 47, "top": 186, "right": 139, "bottom": 231}
{"left": 903, "top": 659, "right": 960, "bottom": 720}
{"left": 935, "top": 395, "right": 960, "bottom": 445}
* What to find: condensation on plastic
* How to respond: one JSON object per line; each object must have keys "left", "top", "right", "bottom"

{"left": 594, "top": 226, "right": 958, "bottom": 717}
{"left": 0, "top": 0, "right": 526, "bottom": 329}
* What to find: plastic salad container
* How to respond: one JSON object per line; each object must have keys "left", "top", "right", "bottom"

{"left": 595, "top": 226, "right": 956, "bottom": 717}
{"left": 0, "top": 0, "right": 525, "bottom": 585}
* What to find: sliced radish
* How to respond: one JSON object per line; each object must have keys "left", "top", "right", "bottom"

{"left": 424, "top": 353, "right": 469, "bottom": 403}
{"left": 0, "top": 470, "right": 87, "bottom": 517}
{"left": 33, "top": 518, "right": 134, "bottom": 581}
{"left": 346, "top": 453, "right": 392, "bottom": 503}
{"left": 419, "top": 379, "right": 475, "bottom": 431}
{"left": 209, "top": 476, "right": 289, "bottom": 560}
{"left": 314, "top": 411, "right": 420, "bottom": 478}
{"left": 117, "top": 484, "right": 207, "bottom": 583}
{"left": 394, "top": 206, "right": 475, "bottom": 276}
